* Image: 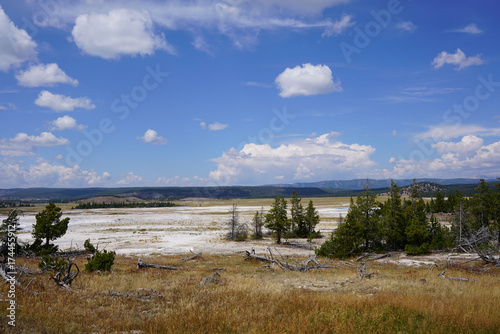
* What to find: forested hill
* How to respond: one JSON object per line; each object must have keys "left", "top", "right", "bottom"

{"left": 0, "top": 186, "right": 330, "bottom": 202}
{"left": 0, "top": 178, "right": 496, "bottom": 202}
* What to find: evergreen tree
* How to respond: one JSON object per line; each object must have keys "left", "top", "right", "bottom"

{"left": 0, "top": 209, "right": 22, "bottom": 259}
{"left": 434, "top": 191, "right": 446, "bottom": 213}
{"left": 265, "top": 196, "right": 289, "bottom": 244}
{"left": 381, "top": 180, "right": 406, "bottom": 251}
{"left": 290, "top": 191, "right": 306, "bottom": 237}
{"left": 493, "top": 178, "right": 500, "bottom": 245}
{"left": 252, "top": 208, "right": 264, "bottom": 239}
{"left": 470, "top": 179, "right": 493, "bottom": 230}
{"left": 357, "top": 184, "right": 381, "bottom": 250}
{"left": 304, "top": 200, "right": 320, "bottom": 237}
{"left": 32, "top": 203, "right": 70, "bottom": 252}
{"left": 227, "top": 204, "right": 239, "bottom": 240}
{"left": 403, "top": 182, "right": 430, "bottom": 255}
{"left": 316, "top": 197, "right": 364, "bottom": 259}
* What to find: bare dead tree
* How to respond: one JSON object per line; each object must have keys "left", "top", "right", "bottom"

{"left": 458, "top": 226, "right": 500, "bottom": 266}
{"left": 244, "top": 247, "right": 339, "bottom": 271}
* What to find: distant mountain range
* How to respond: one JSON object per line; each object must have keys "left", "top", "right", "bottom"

{"left": 0, "top": 178, "right": 495, "bottom": 202}
{"left": 269, "top": 178, "right": 489, "bottom": 190}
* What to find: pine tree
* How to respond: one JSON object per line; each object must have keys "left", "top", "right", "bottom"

{"left": 304, "top": 200, "right": 320, "bottom": 237}
{"left": 252, "top": 208, "right": 264, "bottom": 239}
{"left": 32, "top": 203, "right": 70, "bottom": 252}
{"left": 381, "top": 180, "right": 406, "bottom": 251}
{"left": 404, "top": 182, "right": 430, "bottom": 255}
{"left": 290, "top": 191, "right": 306, "bottom": 237}
{"left": 470, "top": 179, "right": 493, "bottom": 230}
{"left": 0, "top": 209, "right": 22, "bottom": 258}
{"left": 227, "top": 204, "right": 239, "bottom": 240}
{"left": 316, "top": 197, "right": 364, "bottom": 259}
{"left": 265, "top": 196, "right": 289, "bottom": 244}
{"left": 357, "top": 184, "right": 381, "bottom": 250}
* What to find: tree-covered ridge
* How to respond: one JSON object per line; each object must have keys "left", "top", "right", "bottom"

{"left": 317, "top": 178, "right": 500, "bottom": 259}
{"left": 72, "top": 201, "right": 176, "bottom": 209}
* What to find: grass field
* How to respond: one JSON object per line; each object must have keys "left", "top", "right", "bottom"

{"left": 1, "top": 253, "right": 499, "bottom": 333}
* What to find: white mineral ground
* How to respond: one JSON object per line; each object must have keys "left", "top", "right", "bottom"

{"left": 1, "top": 202, "right": 478, "bottom": 265}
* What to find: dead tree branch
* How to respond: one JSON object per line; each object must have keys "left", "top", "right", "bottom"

{"left": 181, "top": 252, "right": 203, "bottom": 261}
{"left": 438, "top": 268, "right": 476, "bottom": 283}
{"left": 243, "top": 248, "right": 339, "bottom": 271}
{"left": 137, "top": 258, "right": 180, "bottom": 270}
{"left": 50, "top": 261, "right": 79, "bottom": 290}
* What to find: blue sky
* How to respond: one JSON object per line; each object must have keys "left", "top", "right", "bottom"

{"left": 1, "top": 0, "right": 499, "bottom": 188}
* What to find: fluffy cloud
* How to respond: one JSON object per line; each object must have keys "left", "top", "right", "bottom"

{"left": 275, "top": 63, "right": 342, "bottom": 98}
{"left": 72, "top": 8, "right": 175, "bottom": 59}
{"left": 50, "top": 115, "right": 86, "bottom": 131}
{"left": 35, "top": 90, "right": 95, "bottom": 112}
{"left": 33, "top": 1, "right": 350, "bottom": 49}
{"left": 0, "top": 6, "right": 37, "bottom": 71}
{"left": 389, "top": 136, "right": 500, "bottom": 179}
{"left": 432, "top": 48, "right": 484, "bottom": 70}
{"left": 16, "top": 63, "right": 78, "bottom": 87}
{"left": 322, "top": 14, "right": 355, "bottom": 37}
{"left": 0, "top": 161, "right": 111, "bottom": 187}
{"left": 453, "top": 23, "right": 482, "bottom": 35}
{"left": 200, "top": 121, "right": 228, "bottom": 131}
{"left": 116, "top": 172, "right": 143, "bottom": 185}
{"left": 208, "top": 132, "right": 376, "bottom": 184}
{"left": 0, "top": 132, "right": 69, "bottom": 156}
{"left": 416, "top": 124, "right": 500, "bottom": 141}
{"left": 432, "top": 135, "right": 484, "bottom": 157}
{"left": 137, "top": 129, "right": 167, "bottom": 145}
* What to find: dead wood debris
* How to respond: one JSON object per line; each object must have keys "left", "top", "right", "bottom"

{"left": 438, "top": 268, "right": 476, "bottom": 283}
{"left": 244, "top": 247, "right": 339, "bottom": 272}
{"left": 137, "top": 258, "right": 180, "bottom": 270}
{"left": 181, "top": 252, "right": 203, "bottom": 261}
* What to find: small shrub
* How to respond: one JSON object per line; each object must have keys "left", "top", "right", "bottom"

{"left": 85, "top": 250, "right": 115, "bottom": 272}
{"left": 29, "top": 239, "right": 59, "bottom": 256}
{"left": 38, "top": 256, "right": 68, "bottom": 272}
{"left": 405, "top": 243, "right": 431, "bottom": 256}
{"left": 83, "top": 239, "right": 96, "bottom": 253}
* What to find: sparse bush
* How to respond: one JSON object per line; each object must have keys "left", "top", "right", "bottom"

{"left": 85, "top": 250, "right": 115, "bottom": 272}
{"left": 405, "top": 243, "right": 430, "bottom": 256}
{"left": 84, "top": 238, "right": 96, "bottom": 253}
{"left": 29, "top": 238, "right": 59, "bottom": 256}
{"left": 38, "top": 255, "right": 68, "bottom": 272}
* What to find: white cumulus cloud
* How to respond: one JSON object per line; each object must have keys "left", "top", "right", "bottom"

{"left": 35, "top": 90, "right": 95, "bottom": 112}
{"left": 72, "top": 8, "right": 176, "bottom": 59}
{"left": 432, "top": 135, "right": 484, "bottom": 157}
{"left": 0, "top": 132, "right": 69, "bottom": 156}
{"left": 0, "top": 6, "right": 37, "bottom": 71}
{"left": 50, "top": 115, "right": 86, "bottom": 131}
{"left": 137, "top": 129, "right": 167, "bottom": 145}
{"left": 208, "top": 132, "right": 376, "bottom": 184}
{"left": 275, "top": 63, "right": 342, "bottom": 98}
{"left": 389, "top": 136, "right": 500, "bottom": 179}
{"left": 16, "top": 63, "right": 78, "bottom": 87}
{"left": 0, "top": 160, "right": 112, "bottom": 187}
{"left": 432, "top": 48, "right": 484, "bottom": 70}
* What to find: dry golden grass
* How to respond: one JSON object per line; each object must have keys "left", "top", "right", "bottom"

{"left": 1, "top": 254, "right": 500, "bottom": 334}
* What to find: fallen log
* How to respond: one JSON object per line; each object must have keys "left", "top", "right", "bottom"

{"left": 438, "top": 269, "right": 476, "bottom": 283}
{"left": 137, "top": 258, "right": 180, "bottom": 270}
{"left": 182, "top": 252, "right": 203, "bottom": 261}
{"left": 244, "top": 249, "right": 338, "bottom": 272}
